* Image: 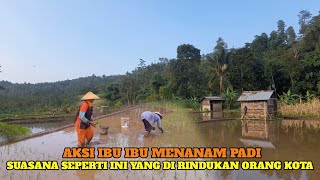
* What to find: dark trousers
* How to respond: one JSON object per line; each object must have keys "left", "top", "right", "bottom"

{"left": 142, "top": 119, "right": 152, "bottom": 132}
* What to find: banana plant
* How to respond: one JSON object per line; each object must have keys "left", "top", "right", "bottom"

{"left": 279, "top": 89, "right": 299, "bottom": 104}
{"left": 305, "top": 90, "right": 316, "bottom": 102}
{"left": 222, "top": 86, "right": 238, "bottom": 109}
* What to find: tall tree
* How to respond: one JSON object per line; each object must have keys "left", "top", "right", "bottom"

{"left": 105, "top": 83, "right": 121, "bottom": 101}
{"left": 286, "top": 26, "right": 297, "bottom": 45}
{"left": 207, "top": 38, "right": 230, "bottom": 93}
{"left": 151, "top": 73, "right": 166, "bottom": 94}
{"left": 264, "top": 60, "right": 291, "bottom": 94}
{"left": 120, "top": 73, "right": 139, "bottom": 105}
{"left": 301, "top": 13, "right": 320, "bottom": 52}
{"left": 251, "top": 33, "right": 269, "bottom": 59}
{"left": 286, "top": 26, "right": 299, "bottom": 59}
{"left": 269, "top": 31, "right": 280, "bottom": 49}
{"left": 298, "top": 10, "right": 312, "bottom": 36}
{"left": 228, "top": 47, "right": 266, "bottom": 91}
{"left": 174, "top": 44, "right": 202, "bottom": 98}
{"left": 277, "top": 20, "right": 287, "bottom": 45}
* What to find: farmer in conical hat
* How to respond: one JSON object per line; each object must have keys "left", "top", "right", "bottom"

{"left": 141, "top": 111, "right": 164, "bottom": 133}
{"left": 74, "top": 91, "right": 100, "bottom": 147}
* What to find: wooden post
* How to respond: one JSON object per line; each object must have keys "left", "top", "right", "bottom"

{"left": 253, "top": 101, "right": 255, "bottom": 119}
{"left": 264, "top": 101, "right": 267, "bottom": 120}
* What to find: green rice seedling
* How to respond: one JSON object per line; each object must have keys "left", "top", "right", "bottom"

{"left": 0, "top": 123, "right": 31, "bottom": 141}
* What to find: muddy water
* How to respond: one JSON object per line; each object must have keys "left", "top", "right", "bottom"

{"left": 0, "top": 120, "right": 74, "bottom": 144}
{"left": 1, "top": 108, "right": 320, "bottom": 180}
{"left": 20, "top": 120, "right": 74, "bottom": 134}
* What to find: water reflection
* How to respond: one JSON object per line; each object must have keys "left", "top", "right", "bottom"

{"left": 21, "top": 120, "right": 73, "bottom": 133}
{"left": 238, "top": 119, "right": 320, "bottom": 180}
{"left": 202, "top": 111, "right": 223, "bottom": 120}
{"left": 199, "top": 111, "right": 238, "bottom": 122}
{"left": 240, "top": 120, "right": 279, "bottom": 149}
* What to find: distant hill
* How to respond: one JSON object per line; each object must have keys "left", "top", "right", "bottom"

{"left": 0, "top": 75, "right": 123, "bottom": 114}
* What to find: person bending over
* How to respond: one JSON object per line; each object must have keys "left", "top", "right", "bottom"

{"left": 141, "top": 111, "right": 164, "bottom": 133}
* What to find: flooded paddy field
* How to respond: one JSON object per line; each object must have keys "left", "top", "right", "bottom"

{"left": 1, "top": 107, "right": 320, "bottom": 180}
{"left": 20, "top": 120, "right": 74, "bottom": 134}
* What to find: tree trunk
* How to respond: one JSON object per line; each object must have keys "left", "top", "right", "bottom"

{"left": 293, "top": 46, "right": 299, "bottom": 60}
{"left": 289, "top": 73, "right": 293, "bottom": 90}
{"left": 220, "top": 76, "right": 223, "bottom": 93}
{"left": 127, "top": 92, "right": 130, "bottom": 106}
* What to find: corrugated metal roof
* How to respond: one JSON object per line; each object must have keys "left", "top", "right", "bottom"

{"left": 237, "top": 90, "right": 274, "bottom": 101}
{"left": 201, "top": 96, "right": 223, "bottom": 101}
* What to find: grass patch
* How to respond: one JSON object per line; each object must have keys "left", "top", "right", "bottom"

{"left": 0, "top": 112, "right": 71, "bottom": 121}
{"left": 0, "top": 122, "right": 31, "bottom": 141}
{"left": 148, "top": 101, "right": 187, "bottom": 112}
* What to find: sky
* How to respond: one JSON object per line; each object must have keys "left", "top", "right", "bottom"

{"left": 0, "top": 1, "right": 319, "bottom": 83}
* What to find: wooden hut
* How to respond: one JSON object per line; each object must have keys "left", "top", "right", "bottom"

{"left": 237, "top": 90, "right": 277, "bottom": 120}
{"left": 200, "top": 96, "right": 223, "bottom": 112}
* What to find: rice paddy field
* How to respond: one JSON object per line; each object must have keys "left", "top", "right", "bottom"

{"left": 0, "top": 104, "right": 320, "bottom": 180}
{"left": 279, "top": 99, "right": 320, "bottom": 118}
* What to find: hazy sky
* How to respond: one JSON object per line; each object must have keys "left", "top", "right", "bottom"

{"left": 0, "top": 1, "right": 319, "bottom": 83}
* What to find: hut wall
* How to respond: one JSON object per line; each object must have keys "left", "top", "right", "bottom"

{"left": 241, "top": 101, "right": 267, "bottom": 119}
{"left": 267, "top": 98, "right": 277, "bottom": 116}
{"left": 201, "top": 99, "right": 222, "bottom": 111}
{"left": 211, "top": 101, "right": 222, "bottom": 111}
{"left": 201, "top": 99, "right": 211, "bottom": 111}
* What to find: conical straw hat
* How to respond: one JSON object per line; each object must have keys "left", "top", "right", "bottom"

{"left": 154, "top": 112, "right": 163, "bottom": 119}
{"left": 81, "top": 91, "right": 100, "bottom": 100}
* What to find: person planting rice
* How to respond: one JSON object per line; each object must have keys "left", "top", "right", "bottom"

{"left": 141, "top": 111, "right": 164, "bottom": 133}
{"left": 74, "top": 91, "right": 100, "bottom": 147}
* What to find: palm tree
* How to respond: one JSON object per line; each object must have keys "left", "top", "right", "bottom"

{"left": 207, "top": 38, "right": 230, "bottom": 92}
{"left": 208, "top": 62, "right": 228, "bottom": 92}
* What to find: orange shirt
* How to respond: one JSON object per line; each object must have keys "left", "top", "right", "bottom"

{"left": 75, "top": 101, "right": 92, "bottom": 128}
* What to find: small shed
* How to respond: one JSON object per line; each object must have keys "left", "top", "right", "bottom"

{"left": 237, "top": 90, "right": 277, "bottom": 120}
{"left": 200, "top": 96, "right": 223, "bottom": 112}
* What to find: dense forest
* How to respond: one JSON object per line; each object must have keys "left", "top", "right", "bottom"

{"left": 0, "top": 10, "right": 319, "bottom": 114}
